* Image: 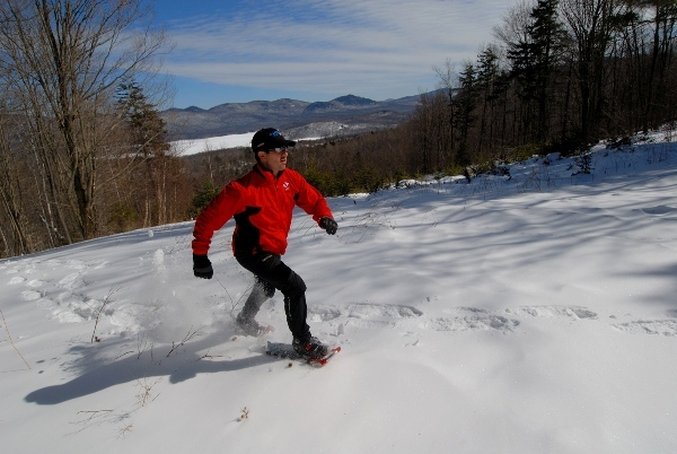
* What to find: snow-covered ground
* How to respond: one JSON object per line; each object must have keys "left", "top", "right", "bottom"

{"left": 2, "top": 130, "right": 677, "bottom": 453}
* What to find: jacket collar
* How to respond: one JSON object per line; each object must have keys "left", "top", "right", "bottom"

{"left": 254, "top": 163, "right": 285, "bottom": 180}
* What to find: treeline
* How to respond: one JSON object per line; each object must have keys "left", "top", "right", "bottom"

{"left": 291, "top": 0, "right": 677, "bottom": 194}
{"left": 0, "top": 0, "right": 192, "bottom": 258}
{"left": 412, "top": 0, "right": 677, "bottom": 169}
{"left": 1, "top": 0, "right": 676, "bottom": 259}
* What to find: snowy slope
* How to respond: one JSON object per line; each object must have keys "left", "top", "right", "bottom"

{"left": 168, "top": 131, "right": 321, "bottom": 156}
{"left": 169, "top": 131, "right": 255, "bottom": 156}
{"left": 2, "top": 131, "right": 677, "bottom": 453}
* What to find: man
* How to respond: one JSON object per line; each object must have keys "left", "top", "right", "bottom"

{"left": 192, "top": 128, "right": 338, "bottom": 359}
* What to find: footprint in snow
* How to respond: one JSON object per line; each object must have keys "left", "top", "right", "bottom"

{"left": 27, "top": 279, "right": 46, "bottom": 288}
{"left": 21, "top": 290, "right": 42, "bottom": 301}
{"left": 639, "top": 205, "right": 677, "bottom": 217}
{"left": 57, "top": 272, "right": 85, "bottom": 290}
{"left": 612, "top": 319, "right": 677, "bottom": 337}
{"left": 507, "top": 305, "right": 598, "bottom": 320}
{"left": 309, "top": 302, "right": 423, "bottom": 328}
{"left": 429, "top": 307, "right": 520, "bottom": 333}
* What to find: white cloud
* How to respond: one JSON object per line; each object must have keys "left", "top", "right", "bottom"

{"left": 160, "top": 0, "right": 520, "bottom": 99}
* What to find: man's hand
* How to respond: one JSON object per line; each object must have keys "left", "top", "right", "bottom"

{"left": 193, "top": 254, "right": 213, "bottom": 279}
{"left": 319, "top": 217, "right": 338, "bottom": 235}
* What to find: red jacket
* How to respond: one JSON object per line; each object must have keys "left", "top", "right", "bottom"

{"left": 192, "top": 165, "right": 334, "bottom": 257}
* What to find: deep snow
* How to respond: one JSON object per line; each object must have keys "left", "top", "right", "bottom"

{"left": 2, "top": 129, "right": 677, "bottom": 453}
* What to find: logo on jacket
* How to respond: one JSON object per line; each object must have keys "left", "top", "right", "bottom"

{"left": 282, "top": 181, "right": 290, "bottom": 191}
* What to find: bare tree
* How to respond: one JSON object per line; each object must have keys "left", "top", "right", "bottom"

{"left": 624, "top": 0, "right": 677, "bottom": 131}
{"left": 0, "top": 0, "right": 165, "bottom": 242}
{"left": 560, "top": 0, "right": 624, "bottom": 140}
{"left": 0, "top": 104, "right": 31, "bottom": 256}
{"left": 434, "top": 59, "right": 457, "bottom": 156}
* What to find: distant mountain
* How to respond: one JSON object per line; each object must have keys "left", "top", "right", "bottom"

{"left": 161, "top": 92, "right": 431, "bottom": 141}
{"left": 303, "top": 94, "right": 378, "bottom": 114}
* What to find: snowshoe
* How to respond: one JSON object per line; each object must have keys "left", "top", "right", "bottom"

{"left": 292, "top": 336, "right": 329, "bottom": 359}
{"left": 267, "top": 340, "right": 341, "bottom": 367}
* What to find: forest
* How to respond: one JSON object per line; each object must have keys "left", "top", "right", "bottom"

{"left": 1, "top": 0, "right": 675, "bottom": 258}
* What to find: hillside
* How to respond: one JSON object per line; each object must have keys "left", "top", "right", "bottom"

{"left": 2, "top": 130, "right": 676, "bottom": 453}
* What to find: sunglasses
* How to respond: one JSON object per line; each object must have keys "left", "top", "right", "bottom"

{"left": 265, "top": 147, "right": 288, "bottom": 153}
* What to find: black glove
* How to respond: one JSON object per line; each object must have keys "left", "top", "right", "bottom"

{"left": 319, "top": 217, "right": 338, "bottom": 235}
{"left": 193, "top": 254, "right": 213, "bottom": 279}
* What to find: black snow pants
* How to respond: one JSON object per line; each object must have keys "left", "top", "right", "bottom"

{"left": 235, "top": 251, "right": 311, "bottom": 342}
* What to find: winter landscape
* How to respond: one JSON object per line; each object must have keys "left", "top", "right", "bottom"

{"left": 2, "top": 129, "right": 677, "bottom": 453}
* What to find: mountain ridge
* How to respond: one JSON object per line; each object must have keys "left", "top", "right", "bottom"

{"left": 161, "top": 92, "right": 432, "bottom": 141}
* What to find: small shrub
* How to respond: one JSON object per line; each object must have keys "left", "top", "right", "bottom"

{"left": 189, "top": 181, "right": 220, "bottom": 217}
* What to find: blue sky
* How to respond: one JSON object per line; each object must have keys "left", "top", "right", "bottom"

{"left": 145, "top": 0, "right": 519, "bottom": 109}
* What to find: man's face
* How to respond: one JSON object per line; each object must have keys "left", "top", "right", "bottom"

{"left": 258, "top": 147, "right": 289, "bottom": 175}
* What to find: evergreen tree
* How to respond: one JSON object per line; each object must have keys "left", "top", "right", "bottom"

{"left": 455, "top": 63, "right": 477, "bottom": 165}
{"left": 529, "top": 0, "right": 566, "bottom": 141}
{"left": 476, "top": 46, "right": 502, "bottom": 152}
{"left": 115, "top": 79, "right": 176, "bottom": 226}
{"left": 116, "top": 80, "right": 169, "bottom": 158}
{"left": 508, "top": 0, "right": 566, "bottom": 142}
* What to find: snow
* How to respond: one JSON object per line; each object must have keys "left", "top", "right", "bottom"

{"left": 169, "top": 132, "right": 255, "bottom": 156}
{"left": 169, "top": 132, "right": 325, "bottom": 156}
{"left": 2, "top": 130, "right": 677, "bottom": 453}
